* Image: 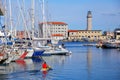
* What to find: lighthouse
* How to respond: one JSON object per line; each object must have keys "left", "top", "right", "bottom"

{"left": 86, "top": 11, "right": 92, "bottom": 30}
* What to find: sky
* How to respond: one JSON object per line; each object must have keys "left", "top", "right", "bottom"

{"left": 40, "top": 0, "right": 119, "bottom": 32}
{"left": 1, "top": 0, "right": 120, "bottom": 32}
{"left": 47, "top": 0, "right": 120, "bottom": 31}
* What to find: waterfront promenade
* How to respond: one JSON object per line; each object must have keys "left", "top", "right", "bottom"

{"left": 0, "top": 42, "right": 120, "bottom": 80}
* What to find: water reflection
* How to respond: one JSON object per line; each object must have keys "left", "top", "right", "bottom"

{"left": 0, "top": 60, "right": 30, "bottom": 74}
{"left": 42, "top": 55, "right": 67, "bottom": 66}
{"left": 0, "top": 55, "right": 69, "bottom": 80}
{"left": 0, "top": 58, "right": 42, "bottom": 73}
{"left": 86, "top": 47, "right": 92, "bottom": 79}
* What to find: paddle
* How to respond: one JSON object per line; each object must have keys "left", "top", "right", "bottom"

{"left": 48, "top": 65, "right": 53, "bottom": 70}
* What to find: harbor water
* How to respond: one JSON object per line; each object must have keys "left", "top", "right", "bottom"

{"left": 0, "top": 42, "right": 120, "bottom": 80}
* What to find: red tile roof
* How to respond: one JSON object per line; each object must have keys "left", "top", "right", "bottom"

{"left": 0, "top": 54, "right": 4, "bottom": 56}
{"left": 51, "top": 34, "right": 63, "bottom": 36}
{"left": 40, "top": 22, "right": 67, "bottom": 25}
{"left": 68, "top": 30, "right": 78, "bottom": 32}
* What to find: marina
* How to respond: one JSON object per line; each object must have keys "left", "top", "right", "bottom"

{"left": 0, "top": 0, "right": 72, "bottom": 64}
{"left": 0, "top": 0, "right": 120, "bottom": 80}
{"left": 0, "top": 42, "right": 120, "bottom": 80}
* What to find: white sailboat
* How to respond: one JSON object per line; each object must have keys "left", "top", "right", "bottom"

{"left": 37, "top": 0, "right": 72, "bottom": 56}
{"left": 0, "top": 0, "right": 33, "bottom": 64}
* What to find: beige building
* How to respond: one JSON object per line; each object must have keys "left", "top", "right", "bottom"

{"left": 68, "top": 30, "right": 79, "bottom": 41}
{"left": 68, "top": 30, "right": 106, "bottom": 41}
{"left": 104, "top": 31, "right": 114, "bottom": 39}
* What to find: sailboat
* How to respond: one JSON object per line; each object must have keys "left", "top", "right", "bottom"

{"left": 36, "top": 0, "right": 72, "bottom": 56}
{"left": 10, "top": 0, "right": 44, "bottom": 57}
{"left": 27, "top": 0, "right": 45, "bottom": 57}
{"left": 0, "top": 0, "right": 33, "bottom": 64}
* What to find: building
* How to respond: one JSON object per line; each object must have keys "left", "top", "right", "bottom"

{"left": 39, "top": 22, "right": 68, "bottom": 40}
{"left": 78, "top": 30, "right": 102, "bottom": 41}
{"left": 68, "top": 30, "right": 106, "bottom": 41}
{"left": 103, "top": 31, "right": 114, "bottom": 39}
{"left": 16, "top": 31, "right": 30, "bottom": 39}
{"left": 86, "top": 11, "right": 92, "bottom": 30}
{"left": 67, "top": 11, "right": 106, "bottom": 41}
{"left": 68, "top": 30, "right": 79, "bottom": 41}
{"left": 114, "top": 28, "right": 120, "bottom": 40}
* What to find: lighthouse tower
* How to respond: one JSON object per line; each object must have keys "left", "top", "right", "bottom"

{"left": 86, "top": 11, "right": 92, "bottom": 30}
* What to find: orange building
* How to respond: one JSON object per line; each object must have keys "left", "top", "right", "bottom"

{"left": 16, "top": 31, "right": 29, "bottom": 39}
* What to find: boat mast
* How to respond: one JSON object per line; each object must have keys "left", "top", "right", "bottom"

{"left": 31, "top": 0, "right": 35, "bottom": 39}
{"left": 17, "top": 0, "right": 30, "bottom": 40}
{"left": 42, "top": 0, "right": 46, "bottom": 38}
{"left": 9, "top": 0, "right": 13, "bottom": 38}
{"left": 4, "top": 0, "right": 7, "bottom": 29}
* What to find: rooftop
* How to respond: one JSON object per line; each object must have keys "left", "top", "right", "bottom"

{"left": 51, "top": 34, "right": 63, "bottom": 36}
{"left": 40, "top": 22, "right": 68, "bottom": 25}
{"left": 68, "top": 30, "right": 79, "bottom": 32}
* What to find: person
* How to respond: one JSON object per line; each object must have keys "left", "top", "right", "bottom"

{"left": 41, "top": 61, "right": 49, "bottom": 78}
{"left": 41, "top": 61, "right": 52, "bottom": 72}
{"left": 42, "top": 61, "right": 49, "bottom": 71}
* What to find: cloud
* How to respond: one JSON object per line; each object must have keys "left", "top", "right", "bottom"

{"left": 101, "top": 12, "right": 120, "bottom": 16}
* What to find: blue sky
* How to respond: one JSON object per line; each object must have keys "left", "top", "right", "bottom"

{"left": 47, "top": 0, "right": 120, "bottom": 31}
{"left": 1, "top": 0, "right": 120, "bottom": 31}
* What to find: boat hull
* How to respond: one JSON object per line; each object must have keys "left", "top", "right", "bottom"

{"left": 44, "top": 49, "right": 71, "bottom": 55}
{"left": 102, "top": 43, "right": 119, "bottom": 49}
{"left": 32, "top": 50, "right": 45, "bottom": 57}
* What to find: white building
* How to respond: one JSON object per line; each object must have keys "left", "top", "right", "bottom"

{"left": 39, "top": 22, "right": 68, "bottom": 40}
{"left": 114, "top": 28, "right": 120, "bottom": 40}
